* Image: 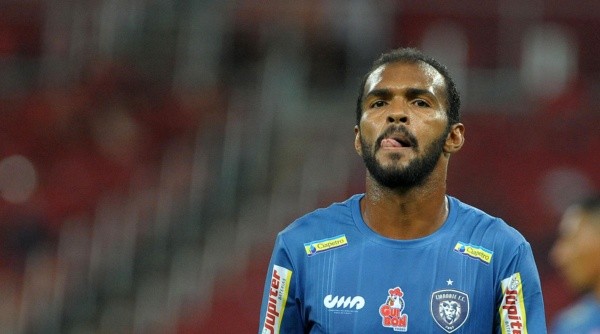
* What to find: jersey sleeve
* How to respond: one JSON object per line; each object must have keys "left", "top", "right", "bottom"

{"left": 258, "top": 234, "right": 304, "bottom": 334}
{"left": 496, "top": 241, "right": 547, "bottom": 334}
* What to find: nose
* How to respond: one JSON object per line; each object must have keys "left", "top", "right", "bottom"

{"left": 386, "top": 107, "right": 409, "bottom": 124}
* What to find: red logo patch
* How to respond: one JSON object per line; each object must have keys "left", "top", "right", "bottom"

{"left": 379, "top": 287, "right": 408, "bottom": 331}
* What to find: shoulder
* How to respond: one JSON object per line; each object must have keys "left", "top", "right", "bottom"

{"left": 551, "top": 295, "right": 600, "bottom": 332}
{"left": 449, "top": 196, "right": 528, "bottom": 247}
{"left": 277, "top": 194, "right": 360, "bottom": 241}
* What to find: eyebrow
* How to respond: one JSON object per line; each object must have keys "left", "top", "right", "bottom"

{"left": 364, "top": 88, "right": 393, "bottom": 101}
{"left": 365, "top": 87, "right": 437, "bottom": 102}
{"left": 405, "top": 87, "right": 436, "bottom": 100}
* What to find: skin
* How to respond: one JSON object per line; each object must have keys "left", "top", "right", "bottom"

{"left": 354, "top": 61, "right": 465, "bottom": 240}
{"left": 551, "top": 206, "right": 600, "bottom": 299}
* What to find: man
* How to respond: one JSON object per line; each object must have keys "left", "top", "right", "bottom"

{"left": 258, "top": 47, "right": 546, "bottom": 333}
{"left": 550, "top": 194, "right": 600, "bottom": 333}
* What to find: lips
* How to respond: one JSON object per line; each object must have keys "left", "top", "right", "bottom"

{"left": 381, "top": 137, "right": 409, "bottom": 148}
{"left": 378, "top": 129, "right": 416, "bottom": 150}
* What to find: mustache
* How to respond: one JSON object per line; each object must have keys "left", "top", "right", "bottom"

{"left": 376, "top": 125, "right": 418, "bottom": 150}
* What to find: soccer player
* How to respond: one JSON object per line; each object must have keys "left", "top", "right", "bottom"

{"left": 258, "top": 47, "right": 547, "bottom": 333}
{"left": 550, "top": 193, "right": 600, "bottom": 333}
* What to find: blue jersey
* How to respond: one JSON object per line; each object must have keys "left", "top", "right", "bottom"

{"left": 258, "top": 194, "right": 547, "bottom": 333}
{"left": 551, "top": 294, "right": 600, "bottom": 334}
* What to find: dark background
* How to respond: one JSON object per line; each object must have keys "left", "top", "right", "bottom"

{"left": 0, "top": 1, "right": 598, "bottom": 332}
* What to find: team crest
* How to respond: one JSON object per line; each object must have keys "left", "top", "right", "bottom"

{"left": 431, "top": 289, "right": 469, "bottom": 333}
{"left": 379, "top": 287, "right": 408, "bottom": 331}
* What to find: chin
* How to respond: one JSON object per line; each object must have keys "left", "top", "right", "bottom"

{"left": 566, "top": 280, "right": 592, "bottom": 294}
{"left": 377, "top": 155, "right": 410, "bottom": 168}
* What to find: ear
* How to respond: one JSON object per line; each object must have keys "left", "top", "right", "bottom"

{"left": 443, "top": 123, "right": 465, "bottom": 155}
{"left": 354, "top": 125, "right": 363, "bottom": 156}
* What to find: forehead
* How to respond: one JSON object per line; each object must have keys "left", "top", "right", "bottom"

{"left": 364, "top": 61, "right": 447, "bottom": 97}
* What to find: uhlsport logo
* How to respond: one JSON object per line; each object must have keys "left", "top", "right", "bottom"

{"left": 453, "top": 241, "right": 493, "bottom": 264}
{"left": 323, "top": 295, "right": 365, "bottom": 314}
{"left": 261, "top": 265, "right": 292, "bottom": 334}
{"left": 431, "top": 289, "right": 470, "bottom": 333}
{"left": 379, "top": 287, "right": 408, "bottom": 332}
{"left": 499, "top": 273, "right": 527, "bottom": 334}
{"left": 304, "top": 234, "right": 348, "bottom": 256}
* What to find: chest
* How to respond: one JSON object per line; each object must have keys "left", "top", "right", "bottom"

{"left": 299, "top": 240, "right": 497, "bottom": 333}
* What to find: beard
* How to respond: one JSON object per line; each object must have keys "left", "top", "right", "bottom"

{"left": 360, "top": 125, "right": 449, "bottom": 189}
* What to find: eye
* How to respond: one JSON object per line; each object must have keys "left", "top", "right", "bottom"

{"left": 370, "top": 100, "right": 387, "bottom": 108}
{"left": 413, "top": 99, "right": 430, "bottom": 108}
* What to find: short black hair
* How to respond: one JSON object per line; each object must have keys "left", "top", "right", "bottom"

{"left": 577, "top": 193, "right": 600, "bottom": 218}
{"left": 355, "top": 47, "right": 461, "bottom": 127}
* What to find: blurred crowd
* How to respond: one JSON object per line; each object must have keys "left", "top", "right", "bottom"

{"left": 0, "top": 1, "right": 599, "bottom": 333}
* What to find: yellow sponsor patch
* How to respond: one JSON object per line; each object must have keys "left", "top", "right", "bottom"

{"left": 499, "top": 273, "right": 528, "bottom": 334}
{"left": 261, "top": 265, "right": 292, "bottom": 334}
{"left": 304, "top": 234, "right": 348, "bottom": 256}
{"left": 453, "top": 241, "right": 493, "bottom": 264}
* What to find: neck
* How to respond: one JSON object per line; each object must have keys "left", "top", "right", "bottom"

{"left": 360, "top": 167, "right": 449, "bottom": 240}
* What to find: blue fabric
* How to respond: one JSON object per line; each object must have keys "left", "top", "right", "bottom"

{"left": 259, "top": 194, "right": 547, "bottom": 333}
{"left": 551, "top": 294, "right": 600, "bottom": 334}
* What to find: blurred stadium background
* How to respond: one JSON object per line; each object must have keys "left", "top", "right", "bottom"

{"left": 0, "top": 0, "right": 598, "bottom": 333}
